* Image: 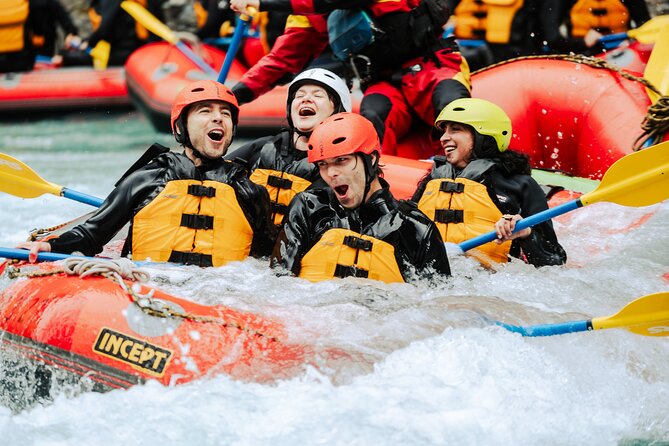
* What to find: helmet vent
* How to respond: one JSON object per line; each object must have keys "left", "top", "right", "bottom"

{"left": 191, "top": 87, "right": 205, "bottom": 92}
{"left": 332, "top": 137, "right": 347, "bottom": 145}
{"left": 453, "top": 107, "right": 465, "bottom": 111}
{"left": 502, "top": 130, "right": 508, "bottom": 135}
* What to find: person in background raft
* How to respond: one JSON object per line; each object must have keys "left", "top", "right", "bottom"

{"left": 412, "top": 98, "right": 567, "bottom": 267}
{"left": 29, "top": 0, "right": 80, "bottom": 60}
{"left": 230, "top": 0, "right": 471, "bottom": 159}
{"left": 61, "top": 0, "right": 164, "bottom": 67}
{"left": 18, "top": 80, "right": 276, "bottom": 267}
{"left": 540, "top": 0, "right": 650, "bottom": 56}
{"left": 0, "top": 0, "right": 34, "bottom": 73}
{"left": 271, "top": 112, "right": 451, "bottom": 283}
{"left": 225, "top": 68, "right": 351, "bottom": 229}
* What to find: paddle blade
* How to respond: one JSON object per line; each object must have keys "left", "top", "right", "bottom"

{"left": 90, "top": 40, "right": 110, "bottom": 70}
{"left": 643, "top": 24, "right": 669, "bottom": 103}
{"left": 629, "top": 15, "right": 669, "bottom": 43}
{"left": 0, "top": 153, "right": 62, "bottom": 199}
{"left": 580, "top": 140, "right": 669, "bottom": 207}
{"left": 592, "top": 292, "right": 669, "bottom": 337}
{"left": 121, "top": 1, "right": 178, "bottom": 44}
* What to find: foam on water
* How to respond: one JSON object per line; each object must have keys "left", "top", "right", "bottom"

{"left": 1, "top": 116, "right": 668, "bottom": 444}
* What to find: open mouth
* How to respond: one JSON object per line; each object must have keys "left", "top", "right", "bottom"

{"left": 298, "top": 107, "right": 316, "bottom": 117}
{"left": 334, "top": 185, "right": 349, "bottom": 196}
{"left": 208, "top": 129, "right": 223, "bottom": 142}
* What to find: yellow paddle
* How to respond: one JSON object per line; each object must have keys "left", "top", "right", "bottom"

{"left": 600, "top": 15, "right": 669, "bottom": 48}
{"left": 500, "top": 292, "right": 669, "bottom": 337}
{"left": 89, "top": 40, "right": 111, "bottom": 70}
{"left": 0, "top": 152, "right": 103, "bottom": 207}
{"left": 120, "top": 1, "right": 218, "bottom": 77}
{"left": 459, "top": 139, "right": 669, "bottom": 252}
{"left": 643, "top": 24, "right": 669, "bottom": 104}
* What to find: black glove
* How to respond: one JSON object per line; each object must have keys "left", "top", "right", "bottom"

{"left": 231, "top": 82, "right": 255, "bottom": 105}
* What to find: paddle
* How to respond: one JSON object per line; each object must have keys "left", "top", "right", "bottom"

{"left": 88, "top": 40, "right": 111, "bottom": 70}
{"left": 457, "top": 139, "right": 669, "bottom": 253}
{"left": 0, "top": 247, "right": 155, "bottom": 266}
{"left": 0, "top": 153, "right": 103, "bottom": 207}
{"left": 643, "top": 24, "right": 669, "bottom": 104}
{"left": 499, "top": 292, "right": 669, "bottom": 337}
{"left": 218, "top": 9, "right": 255, "bottom": 83}
{"left": 600, "top": 15, "right": 669, "bottom": 49}
{"left": 120, "top": 1, "right": 218, "bottom": 77}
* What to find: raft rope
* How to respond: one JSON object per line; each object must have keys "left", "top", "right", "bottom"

{"left": 471, "top": 54, "right": 669, "bottom": 151}
{"left": 6, "top": 257, "right": 277, "bottom": 340}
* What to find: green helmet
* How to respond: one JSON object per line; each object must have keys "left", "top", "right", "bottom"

{"left": 434, "top": 98, "right": 511, "bottom": 152}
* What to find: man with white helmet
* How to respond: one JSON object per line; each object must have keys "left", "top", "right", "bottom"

{"left": 271, "top": 112, "right": 451, "bottom": 283}
{"left": 226, "top": 68, "right": 352, "bottom": 227}
{"left": 19, "top": 80, "right": 276, "bottom": 266}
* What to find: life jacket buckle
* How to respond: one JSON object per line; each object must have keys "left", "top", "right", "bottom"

{"left": 439, "top": 181, "right": 465, "bottom": 193}
{"left": 343, "top": 235, "right": 373, "bottom": 251}
{"left": 434, "top": 209, "right": 464, "bottom": 224}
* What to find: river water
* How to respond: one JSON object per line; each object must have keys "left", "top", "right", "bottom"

{"left": 1, "top": 111, "right": 668, "bottom": 445}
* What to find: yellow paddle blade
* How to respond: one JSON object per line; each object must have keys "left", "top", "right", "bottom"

{"left": 90, "top": 40, "right": 111, "bottom": 70}
{"left": 121, "top": 1, "right": 178, "bottom": 44}
{"left": 643, "top": 24, "right": 669, "bottom": 103}
{"left": 591, "top": 292, "right": 669, "bottom": 337}
{"left": 580, "top": 140, "right": 669, "bottom": 206}
{"left": 628, "top": 15, "right": 669, "bottom": 43}
{"left": 0, "top": 152, "right": 62, "bottom": 199}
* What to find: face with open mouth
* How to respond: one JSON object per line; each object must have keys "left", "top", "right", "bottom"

{"left": 290, "top": 85, "right": 336, "bottom": 133}
{"left": 186, "top": 100, "right": 234, "bottom": 161}
{"left": 439, "top": 122, "right": 475, "bottom": 169}
{"left": 317, "top": 154, "right": 369, "bottom": 209}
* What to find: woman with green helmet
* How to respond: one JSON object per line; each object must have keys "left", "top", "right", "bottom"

{"left": 412, "top": 98, "right": 567, "bottom": 267}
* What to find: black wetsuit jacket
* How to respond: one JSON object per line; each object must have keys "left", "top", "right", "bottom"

{"left": 272, "top": 178, "right": 451, "bottom": 281}
{"left": 49, "top": 148, "right": 276, "bottom": 260}
{"left": 412, "top": 156, "right": 567, "bottom": 267}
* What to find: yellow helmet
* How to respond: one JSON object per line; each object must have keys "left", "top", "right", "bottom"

{"left": 434, "top": 98, "right": 512, "bottom": 152}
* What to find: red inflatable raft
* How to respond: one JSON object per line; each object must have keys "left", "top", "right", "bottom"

{"left": 0, "top": 65, "right": 130, "bottom": 113}
{"left": 0, "top": 259, "right": 305, "bottom": 405}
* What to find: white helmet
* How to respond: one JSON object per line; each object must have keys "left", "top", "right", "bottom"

{"left": 286, "top": 68, "right": 352, "bottom": 128}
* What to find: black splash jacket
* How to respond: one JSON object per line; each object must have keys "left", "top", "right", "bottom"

{"left": 49, "top": 150, "right": 276, "bottom": 260}
{"left": 272, "top": 179, "right": 451, "bottom": 281}
{"left": 412, "top": 157, "right": 567, "bottom": 267}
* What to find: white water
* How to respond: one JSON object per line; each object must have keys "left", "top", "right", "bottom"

{"left": 1, "top": 112, "right": 668, "bottom": 444}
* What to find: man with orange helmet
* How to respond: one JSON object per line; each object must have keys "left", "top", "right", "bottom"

{"left": 19, "top": 80, "right": 276, "bottom": 267}
{"left": 271, "top": 112, "right": 451, "bottom": 283}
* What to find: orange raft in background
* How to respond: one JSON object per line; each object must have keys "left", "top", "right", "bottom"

{"left": 0, "top": 65, "right": 131, "bottom": 114}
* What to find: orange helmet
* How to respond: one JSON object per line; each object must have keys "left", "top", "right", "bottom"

{"left": 170, "top": 80, "right": 239, "bottom": 144}
{"left": 307, "top": 113, "right": 380, "bottom": 163}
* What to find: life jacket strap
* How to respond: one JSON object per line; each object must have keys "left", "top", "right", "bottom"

{"left": 434, "top": 209, "right": 464, "bottom": 224}
{"left": 343, "top": 235, "right": 373, "bottom": 251}
{"left": 187, "top": 184, "right": 216, "bottom": 197}
{"left": 168, "top": 251, "right": 213, "bottom": 267}
{"left": 267, "top": 175, "right": 294, "bottom": 190}
{"left": 180, "top": 214, "right": 214, "bottom": 230}
{"left": 334, "top": 264, "right": 369, "bottom": 279}
{"left": 439, "top": 181, "right": 465, "bottom": 193}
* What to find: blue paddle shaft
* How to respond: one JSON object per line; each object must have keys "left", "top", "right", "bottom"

{"left": 599, "top": 32, "right": 627, "bottom": 49}
{"left": 176, "top": 41, "right": 217, "bottom": 77}
{"left": 498, "top": 320, "right": 591, "bottom": 337}
{"left": 457, "top": 198, "right": 583, "bottom": 252}
{"left": 218, "top": 16, "right": 251, "bottom": 83}
{"left": 62, "top": 188, "right": 104, "bottom": 207}
{"left": 0, "top": 247, "right": 155, "bottom": 266}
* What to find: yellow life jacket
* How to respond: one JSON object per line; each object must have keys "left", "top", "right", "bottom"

{"left": 299, "top": 228, "right": 405, "bottom": 283}
{"left": 417, "top": 177, "right": 511, "bottom": 264}
{"left": 194, "top": 1, "right": 208, "bottom": 29}
{"left": 453, "top": 0, "right": 524, "bottom": 44}
{"left": 89, "top": 0, "right": 150, "bottom": 40}
{"left": 0, "top": 0, "right": 29, "bottom": 53}
{"left": 131, "top": 180, "right": 253, "bottom": 266}
{"left": 249, "top": 168, "right": 312, "bottom": 226}
{"left": 570, "top": 0, "right": 629, "bottom": 37}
